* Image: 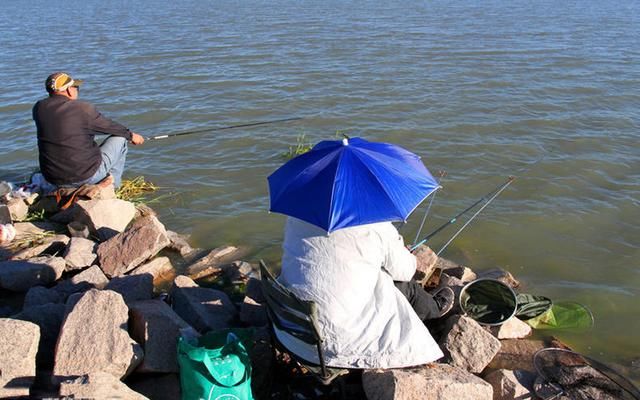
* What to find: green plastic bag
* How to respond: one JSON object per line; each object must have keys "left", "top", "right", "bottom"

{"left": 178, "top": 328, "right": 254, "bottom": 400}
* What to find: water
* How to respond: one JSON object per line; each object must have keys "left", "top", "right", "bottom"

{"left": 1, "top": 0, "right": 639, "bottom": 379}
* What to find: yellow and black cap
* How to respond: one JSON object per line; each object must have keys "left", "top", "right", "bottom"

{"left": 45, "top": 72, "right": 83, "bottom": 93}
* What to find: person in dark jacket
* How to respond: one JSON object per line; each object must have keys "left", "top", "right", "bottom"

{"left": 33, "top": 72, "right": 145, "bottom": 189}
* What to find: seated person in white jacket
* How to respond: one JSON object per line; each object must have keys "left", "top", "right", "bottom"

{"left": 278, "top": 216, "right": 454, "bottom": 369}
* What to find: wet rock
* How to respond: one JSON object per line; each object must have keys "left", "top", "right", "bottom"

{"left": 0, "top": 256, "right": 65, "bottom": 291}
{"left": 125, "top": 373, "right": 180, "bottom": 400}
{"left": 11, "top": 234, "right": 69, "bottom": 260}
{"left": 185, "top": 245, "right": 240, "bottom": 277}
{"left": 483, "top": 369, "right": 535, "bottom": 400}
{"left": 13, "top": 303, "right": 66, "bottom": 370}
{"left": 362, "top": 363, "right": 493, "bottom": 400}
{"left": 105, "top": 274, "right": 154, "bottom": 304}
{"left": 59, "top": 372, "right": 149, "bottom": 400}
{"left": 53, "top": 289, "right": 143, "bottom": 380}
{"left": 444, "top": 265, "right": 477, "bottom": 283}
{"left": 487, "top": 339, "right": 548, "bottom": 372}
{"left": 170, "top": 275, "right": 238, "bottom": 332}
{"left": 24, "top": 285, "right": 65, "bottom": 307}
{"left": 439, "top": 315, "right": 502, "bottom": 373}
{"left": 62, "top": 237, "right": 97, "bottom": 271}
{"left": 0, "top": 318, "right": 40, "bottom": 398}
{"left": 129, "top": 300, "right": 191, "bottom": 373}
{"left": 166, "top": 230, "right": 194, "bottom": 256}
{"left": 489, "top": 317, "right": 532, "bottom": 340}
{"left": 56, "top": 265, "right": 110, "bottom": 295}
{"left": 7, "top": 198, "right": 28, "bottom": 221}
{"left": 13, "top": 221, "right": 66, "bottom": 238}
{"left": 97, "top": 215, "right": 170, "bottom": 277}
{"left": 477, "top": 268, "right": 520, "bottom": 288}
{"left": 129, "top": 256, "right": 173, "bottom": 282}
{"left": 75, "top": 198, "right": 136, "bottom": 241}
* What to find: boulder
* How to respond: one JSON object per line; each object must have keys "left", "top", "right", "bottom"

{"left": 56, "top": 264, "right": 110, "bottom": 295}
{"left": 62, "top": 237, "right": 97, "bottom": 271}
{"left": 13, "top": 221, "right": 66, "bottom": 238}
{"left": 413, "top": 245, "right": 439, "bottom": 284}
{"left": 53, "top": 289, "right": 143, "bottom": 380}
{"left": 487, "top": 339, "right": 548, "bottom": 372}
{"left": 489, "top": 317, "right": 532, "bottom": 340}
{"left": 129, "top": 300, "right": 191, "bottom": 373}
{"left": 0, "top": 318, "right": 40, "bottom": 398}
{"left": 245, "top": 277, "right": 265, "bottom": 303}
{"left": 483, "top": 369, "right": 536, "bottom": 400}
{"left": 24, "top": 285, "right": 65, "bottom": 307}
{"left": 362, "top": 364, "right": 493, "bottom": 400}
{"left": 444, "top": 265, "right": 477, "bottom": 283}
{"left": 170, "top": 275, "right": 238, "bottom": 332}
{"left": 439, "top": 315, "right": 502, "bottom": 373}
{"left": 75, "top": 198, "right": 136, "bottom": 241}
{"left": 129, "top": 256, "right": 174, "bottom": 282}
{"left": 166, "top": 230, "right": 194, "bottom": 256}
{"left": 0, "top": 204, "right": 11, "bottom": 224}
{"left": 0, "top": 256, "right": 65, "bottom": 291}
{"left": 125, "top": 373, "right": 180, "bottom": 400}
{"left": 240, "top": 295, "right": 268, "bottom": 327}
{"left": 105, "top": 274, "right": 154, "bottom": 304}
{"left": 59, "top": 372, "right": 149, "bottom": 400}
{"left": 477, "top": 268, "right": 520, "bottom": 288}
{"left": 11, "top": 234, "right": 70, "bottom": 260}
{"left": 7, "top": 198, "right": 28, "bottom": 221}
{"left": 13, "top": 303, "right": 66, "bottom": 370}
{"left": 97, "top": 215, "right": 170, "bottom": 277}
{"left": 185, "top": 246, "right": 240, "bottom": 277}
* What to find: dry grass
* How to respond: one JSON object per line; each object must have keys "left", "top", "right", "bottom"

{"left": 116, "top": 176, "right": 159, "bottom": 203}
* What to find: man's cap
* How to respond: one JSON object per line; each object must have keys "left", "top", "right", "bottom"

{"left": 45, "top": 72, "right": 83, "bottom": 92}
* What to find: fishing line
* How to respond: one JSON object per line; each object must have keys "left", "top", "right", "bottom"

{"left": 146, "top": 117, "right": 303, "bottom": 141}
{"left": 412, "top": 170, "right": 446, "bottom": 247}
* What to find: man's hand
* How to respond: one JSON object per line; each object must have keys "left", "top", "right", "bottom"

{"left": 130, "top": 132, "right": 145, "bottom": 145}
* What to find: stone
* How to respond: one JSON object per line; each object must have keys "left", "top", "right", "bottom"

{"left": 7, "top": 198, "right": 28, "bottom": 221}
{"left": 75, "top": 198, "right": 136, "bottom": 241}
{"left": 0, "top": 318, "right": 40, "bottom": 398}
{"left": 10, "top": 234, "right": 70, "bottom": 260}
{"left": 13, "top": 221, "right": 66, "bottom": 238}
{"left": 166, "top": 230, "right": 194, "bottom": 256}
{"left": 362, "top": 363, "right": 493, "bottom": 400}
{"left": 62, "top": 237, "right": 97, "bottom": 271}
{"left": 245, "top": 277, "right": 265, "bottom": 303}
{"left": 0, "top": 204, "right": 11, "bottom": 224}
{"left": 13, "top": 303, "right": 66, "bottom": 370}
{"left": 56, "top": 264, "right": 110, "bottom": 295}
{"left": 489, "top": 316, "right": 532, "bottom": 340}
{"left": 483, "top": 369, "right": 536, "bottom": 400}
{"left": 97, "top": 215, "right": 170, "bottom": 277}
{"left": 170, "top": 275, "right": 238, "bottom": 332}
{"left": 477, "top": 268, "right": 520, "bottom": 288}
{"left": 129, "top": 256, "right": 174, "bottom": 282}
{"left": 240, "top": 295, "right": 268, "bottom": 326}
{"left": 105, "top": 274, "right": 154, "bottom": 304}
{"left": 24, "top": 285, "right": 65, "bottom": 307}
{"left": 185, "top": 246, "right": 240, "bottom": 276}
{"left": 59, "top": 372, "right": 149, "bottom": 400}
{"left": 435, "top": 256, "right": 463, "bottom": 270}
{"left": 0, "top": 256, "right": 65, "bottom": 291}
{"left": 444, "top": 265, "right": 477, "bottom": 283}
{"left": 125, "top": 373, "right": 180, "bottom": 400}
{"left": 53, "top": 289, "right": 143, "bottom": 380}
{"left": 129, "top": 300, "right": 191, "bottom": 373}
{"left": 439, "top": 315, "right": 502, "bottom": 373}
{"left": 413, "top": 245, "right": 439, "bottom": 284}
{"left": 487, "top": 339, "right": 548, "bottom": 372}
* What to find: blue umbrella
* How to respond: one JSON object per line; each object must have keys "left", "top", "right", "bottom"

{"left": 268, "top": 137, "right": 439, "bottom": 233}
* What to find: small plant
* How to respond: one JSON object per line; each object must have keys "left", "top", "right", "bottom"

{"left": 283, "top": 134, "right": 312, "bottom": 159}
{"left": 22, "top": 209, "right": 46, "bottom": 222}
{"left": 116, "top": 176, "right": 158, "bottom": 203}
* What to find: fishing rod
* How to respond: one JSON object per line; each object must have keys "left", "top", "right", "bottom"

{"left": 146, "top": 117, "right": 303, "bottom": 141}
{"left": 410, "top": 176, "right": 515, "bottom": 252}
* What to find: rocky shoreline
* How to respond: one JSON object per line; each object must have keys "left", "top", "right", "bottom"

{"left": 0, "top": 182, "right": 622, "bottom": 399}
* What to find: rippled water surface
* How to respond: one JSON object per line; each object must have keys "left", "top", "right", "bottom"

{"left": 1, "top": 0, "right": 639, "bottom": 379}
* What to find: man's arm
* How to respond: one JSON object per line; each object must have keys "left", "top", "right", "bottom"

{"left": 80, "top": 101, "right": 139, "bottom": 142}
{"left": 381, "top": 223, "right": 417, "bottom": 282}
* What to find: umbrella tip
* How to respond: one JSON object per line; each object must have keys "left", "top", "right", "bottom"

{"left": 342, "top": 138, "right": 349, "bottom": 146}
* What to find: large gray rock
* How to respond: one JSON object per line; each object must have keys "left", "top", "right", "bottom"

{"left": 483, "top": 369, "right": 535, "bottom": 400}
{"left": 129, "top": 256, "right": 174, "bottom": 281}
{"left": 62, "top": 237, "right": 97, "bottom": 271}
{"left": 53, "top": 289, "right": 143, "bottom": 380}
{"left": 487, "top": 339, "right": 549, "bottom": 372}
{"left": 129, "top": 300, "right": 191, "bottom": 373}
{"left": 56, "top": 264, "right": 110, "bottom": 295}
{"left": 105, "top": 274, "right": 154, "bottom": 304}
{"left": 24, "top": 285, "right": 65, "bottom": 307}
{"left": 0, "top": 256, "right": 65, "bottom": 291}
{"left": 125, "top": 373, "right": 181, "bottom": 400}
{"left": 439, "top": 315, "right": 502, "bottom": 373}
{"left": 489, "top": 316, "right": 532, "bottom": 340}
{"left": 59, "top": 372, "right": 149, "bottom": 399}
{"left": 170, "top": 275, "right": 238, "bottom": 332}
{"left": 0, "top": 318, "right": 40, "bottom": 398}
{"left": 75, "top": 198, "right": 136, "bottom": 241}
{"left": 13, "top": 303, "right": 66, "bottom": 370}
{"left": 97, "top": 215, "right": 170, "bottom": 277}
{"left": 7, "top": 198, "right": 28, "bottom": 221}
{"left": 413, "top": 245, "right": 439, "bottom": 284}
{"left": 362, "top": 364, "right": 493, "bottom": 400}
{"left": 184, "top": 246, "right": 240, "bottom": 278}
{"left": 477, "top": 268, "right": 520, "bottom": 288}
{"left": 10, "top": 234, "right": 70, "bottom": 260}
{"left": 166, "top": 230, "right": 194, "bottom": 256}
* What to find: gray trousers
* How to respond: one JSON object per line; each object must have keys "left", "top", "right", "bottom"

{"left": 394, "top": 280, "right": 440, "bottom": 321}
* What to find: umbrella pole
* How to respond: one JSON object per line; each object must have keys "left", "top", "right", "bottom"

{"left": 412, "top": 171, "right": 446, "bottom": 247}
